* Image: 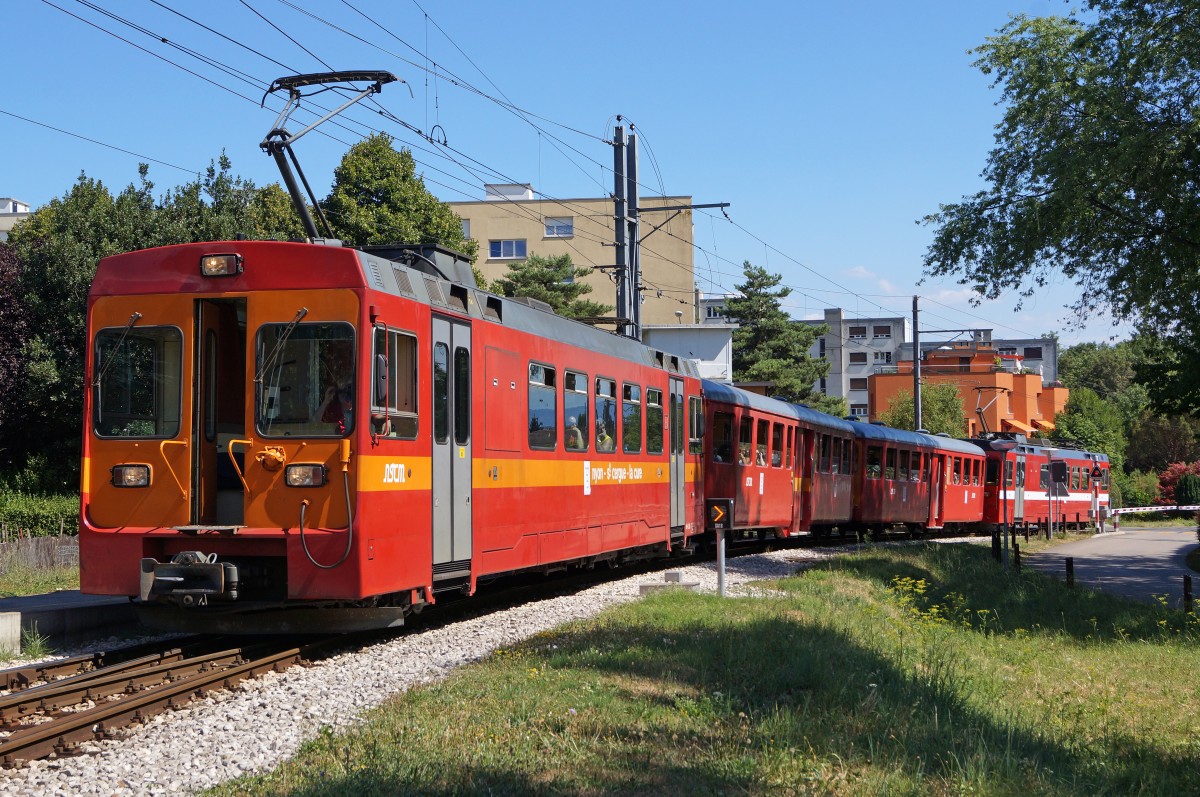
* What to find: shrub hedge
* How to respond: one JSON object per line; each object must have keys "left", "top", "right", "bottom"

{"left": 0, "top": 492, "right": 79, "bottom": 537}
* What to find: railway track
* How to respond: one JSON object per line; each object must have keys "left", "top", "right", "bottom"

{"left": 0, "top": 635, "right": 343, "bottom": 766}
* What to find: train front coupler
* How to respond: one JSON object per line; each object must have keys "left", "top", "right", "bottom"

{"left": 140, "top": 551, "right": 240, "bottom": 606}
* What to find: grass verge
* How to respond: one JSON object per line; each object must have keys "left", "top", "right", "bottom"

{"left": 209, "top": 543, "right": 1200, "bottom": 796}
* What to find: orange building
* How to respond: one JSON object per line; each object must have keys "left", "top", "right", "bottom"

{"left": 869, "top": 341, "right": 1068, "bottom": 437}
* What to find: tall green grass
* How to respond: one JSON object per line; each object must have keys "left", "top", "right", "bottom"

{"left": 210, "top": 543, "right": 1200, "bottom": 796}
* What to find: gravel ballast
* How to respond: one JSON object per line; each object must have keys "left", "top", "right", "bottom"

{"left": 0, "top": 547, "right": 838, "bottom": 796}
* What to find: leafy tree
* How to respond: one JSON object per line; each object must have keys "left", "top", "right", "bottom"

{"left": 1051, "top": 386, "right": 1127, "bottom": 473}
{"left": 321, "top": 134, "right": 478, "bottom": 261}
{"left": 1058, "top": 342, "right": 1137, "bottom": 401}
{"left": 724, "top": 262, "right": 839, "bottom": 414}
{"left": 1115, "top": 469, "right": 1160, "bottom": 508}
{"left": 490, "top": 253, "right": 613, "bottom": 320}
{"left": 1126, "top": 413, "right": 1200, "bottom": 473}
{"left": 1157, "top": 461, "right": 1200, "bottom": 505}
{"left": 0, "top": 243, "right": 29, "bottom": 465}
{"left": 922, "top": 3, "right": 1200, "bottom": 378}
{"left": 877, "top": 383, "right": 966, "bottom": 437}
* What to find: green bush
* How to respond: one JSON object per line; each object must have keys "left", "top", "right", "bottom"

{"left": 1114, "top": 468, "right": 1159, "bottom": 508}
{"left": 0, "top": 491, "right": 79, "bottom": 537}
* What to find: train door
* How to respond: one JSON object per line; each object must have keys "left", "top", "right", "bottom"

{"left": 431, "top": 316, "right": 472, "bottom": 584}
{"left": 1012, "top": 453, "right": 1026, "bottom": 521}
{"left": 927, "top": 454, "right": 943, "bottom": 528}
{"left": 193, "top": 298, "right": 246, "bottom": 526}
{"left": 669, "top": 378, "right": 685, "bottom": 530}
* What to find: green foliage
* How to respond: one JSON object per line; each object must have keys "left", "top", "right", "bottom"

{"left": 1115, "top": 469, "right": 1161, "bottom": 508}
{"left": 1051, "top": 386, "right": 1127, "bottom": 472}
{"left": 1175, "top": 473, "right": 1200, "bottom": 506}
{"left": 0, "top": 490, "right": 78, "bottom": 536}
{"left": 725, "top": 262, "right": 838, "bottom": 413}
{"left": 877, "top": 383, "right": 966, "bottom": 436}
{"left": 923, "top": 3, "right": 1200, "bottom": 369}
{"left": 489, "top": 253, "right": 613, "bottom": 320}
{"left": 321, "top": 133, "right": 477, "bottom": 261}
{"left": 1127, "top": 413, "right": 1200, "bottom": 473}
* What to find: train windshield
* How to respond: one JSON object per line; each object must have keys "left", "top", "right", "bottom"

{"left": 92, "top": 326, "right": 183, "bottom": 438}
{"left": 255, "top": 322, "right": 355, "bottom": 437}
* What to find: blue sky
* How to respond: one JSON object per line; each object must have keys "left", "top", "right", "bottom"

{"left": 4, "top": 0, "right": 1122, "bottom": 344}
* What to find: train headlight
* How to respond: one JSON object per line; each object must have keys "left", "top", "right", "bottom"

{"left": 285, "top": 464, "right": 327, "bottom": 487}
{"left": 200, "top": 253, "right": 243, "bottom": 276}
{"left": 111, "top": 464, "right": 151, "bottom": 488}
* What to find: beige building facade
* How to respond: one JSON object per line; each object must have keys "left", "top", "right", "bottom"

{"left": 448, "top": 184, "right": 696, "bottom": 328}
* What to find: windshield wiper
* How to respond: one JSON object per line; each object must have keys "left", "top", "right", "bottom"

{"left": 92, "top": 312, "right": 142, "bottom": 388}
{"left": 254, "top": 307, "right": 309, "bottom": 384}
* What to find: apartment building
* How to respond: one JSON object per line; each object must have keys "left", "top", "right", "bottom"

{"left": 447, "top": 184, "right": 696, "bottom": 327}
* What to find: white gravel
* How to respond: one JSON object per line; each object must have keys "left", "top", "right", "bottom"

{"left": 0, "top": 546, "right": 843, "bottom": 796}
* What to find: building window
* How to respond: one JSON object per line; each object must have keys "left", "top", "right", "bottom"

{"left": 460, "top": 219, "right": 470, "bottom": 239}
{"left": 1023, "top": 346, "right": 1044, "bottom": 360}
{"left": 819, "top": 377, "right": 827, "bottom": 394}
{"left": 850, "top": 378, "right": 868, "bottom": 391}
{"left": 873, "top": 351, "right": 892, "bottom": 364}
{"left": 849, "top": 352, "right": 868, "bottom": 365}
{"left": 998, "top": 347, "right": 1017, "bottom": 356}
{"left": 544, "top": 217, "right": 573, "bottom": 237}
{"left": 850, "top": 404, "right": 869, "bottom": 417}
{"left": 705, "top": 305, "right": 725, "bottom": 319}
{"left": 818, "top": 338, "right": 826, "bottom": 357}
{"left": 873, "top": 325, "right": 892, "bottom": 338}
{"left": 848, "top": 326, "right": 867, "bottom": 339}
{"left": 489, "top": 239, "right": 527, "bottom": 259}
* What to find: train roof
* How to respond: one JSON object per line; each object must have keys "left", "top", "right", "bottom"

{"left": 700, "top": 380, "right": 858, "bottom": 434}
{"left": 968, "top": 436, "right": 1110, "bottom": 463}
{"left": 847, "top": 420, "right": 986, "bottom": 456}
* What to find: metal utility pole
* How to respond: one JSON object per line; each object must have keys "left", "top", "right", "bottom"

{"left": 913, "top": 295, "right": 923, "bottom": 432}
{"left": 612, "top": 119, "right": 729, "bottom": 340}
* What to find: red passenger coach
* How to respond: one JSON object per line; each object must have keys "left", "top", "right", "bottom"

{"left": 81, "top": 240, "right": 705, "bottom": 632}
{"left": 848, "top": 423, "right": 986, "bottom": 533}
{"left": 702, "top": 382, "right": 802, "bottom": 537}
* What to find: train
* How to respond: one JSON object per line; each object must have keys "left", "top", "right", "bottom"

{"left": 79, "top": 236, "right": 1111, "bottom": 633}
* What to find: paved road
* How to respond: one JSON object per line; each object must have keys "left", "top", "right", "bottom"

{"left": 1025, "top": 527, "right": 1198, "bottom": 608}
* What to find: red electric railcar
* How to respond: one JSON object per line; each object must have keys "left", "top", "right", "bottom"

{"left": 82, "top": 240, "right": 705, "bottom": 631}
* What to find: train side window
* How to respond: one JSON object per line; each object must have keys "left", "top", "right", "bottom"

{"left": 898, "top": 450, "right": 910, "bottom": 481}
{"left": 1004, "top": 458, "right": 1014, "bottom": 488}
{"left": 528, "top": 363, "right": 557, "bottom": 450}
{"left": 93, "top": 325, "right": 183, "bottom": 438}
{"left": 453, "top": 347, "right": 470, "bottom": 445}
{"left": 738, "top": 417, "right": 752, "bottom": 464}
{"left": 841, "top": 438, "right": 853, "bottom": 475}
{"left": 952, "top": 457, "right": 962, "bottom": 485}
{"left": 771, "top": 424, "right": 783, "bottom": 467}
{"left": 671, "top": 392, "right": 684, "bottom": 456}
{"left": 818, "top": 434, "right": 831, "bottom": 473}
{"left": 973, "top": 460, "right": 981, "bottom": 485}
{"left": 595, "top": 377, "right": 617, "bottom": 452}
{"left": 986, "top": 459, "right": 999, "bottom": 486}
{"left": 910, "top": 452, "right": 921, "bottom": 481}
{"left": 646, "top": 388, "right": 664, "bottom": 455}
{"left": 372, "top": 327, "right": 419, "bottom": 439}
{"left": 688, "top": 396, "right": 704, "bottom": 456}
{"left": 622, "top": 383, "right": 642, "bottom": 454}
{"left": 866, "top": 445, "right": 883, "bottom": 479}
{"left": 756, "top": 419, "right": 769, "bottom": 466}
{"left": 885, "top": 448, "right": 896, "bottom": 480}
{"left": 434, "top": 343, "right": 450, "bottom": 444}
{"left": 1082, "top": 468, "right": 1090, "bottom": 490}
{"left": 712, "top": 410, "right": 733, "bottom": 461}
{"left": 563, "top": 371, "right": 589, "bottom": 452}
